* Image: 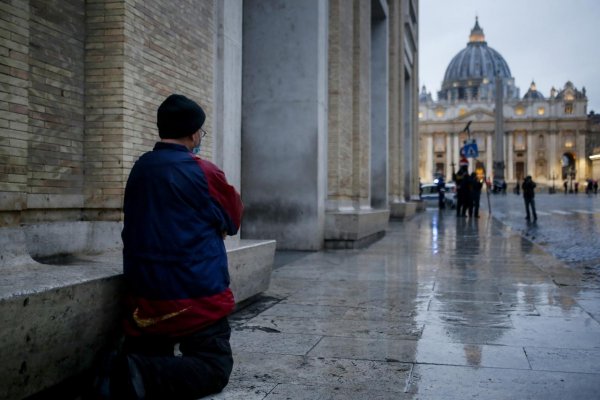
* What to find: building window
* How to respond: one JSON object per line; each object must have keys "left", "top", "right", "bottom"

{"left": 515, "top": 106, "right": 525, "bottom": 116}
{"left": 459, "top": 108, "right": 466, "bottom": 116}
{"left": 565, "top": 103, "right": 574, "bottom": 114}
{"left": 435, "top": 163, "right": 445, "bottom": 177}
{"left": 538, "top": 134, "right": 545, "bottom": 148}
{"left": 514, "top": 131, "right": 526, "bottom": 151}
{"left": 435, "top": 108, "right": 445, "bottom": 118}
{"left": 536, "top": 160, "right": 546, "bottom": 177}
{"left": 418, "top": 111, "right": 423, "bottom": 119}
{"left": 434, "top": 134, "right": 445, "bottom": 152}
{"left": 564, "top": 133, "right": 574, "bottom": 148}
{"left": 537, "top": 107, "right": 545, "bottom": 115}
{"left": 475, "top": 133, "right": 485, "bottom": 151}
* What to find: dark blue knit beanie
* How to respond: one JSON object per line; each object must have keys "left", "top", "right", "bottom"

{"left": 157, "top": 94, "right": 206, "bottom": 139}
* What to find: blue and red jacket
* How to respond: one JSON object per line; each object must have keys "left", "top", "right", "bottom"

{"left": 122, "top": 142, "right": 243, "bottom": 337}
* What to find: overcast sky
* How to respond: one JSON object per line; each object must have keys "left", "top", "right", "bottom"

{"left": 419, "top": 0, "right": 600, "bottom": 113}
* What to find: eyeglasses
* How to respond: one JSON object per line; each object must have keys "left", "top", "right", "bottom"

{"left": 200, "top": 128, "right": 208, "bottom": 138}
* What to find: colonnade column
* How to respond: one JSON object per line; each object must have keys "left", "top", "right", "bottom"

{"left": 241, "top": 0, "right": 328, "bottom": 250}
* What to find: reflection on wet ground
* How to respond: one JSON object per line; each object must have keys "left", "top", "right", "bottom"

{"left": 218, "top": 206, "right": 600, "bottom": 399}
{"left": 487, "top": 193, "right": 600, "bottom": 287}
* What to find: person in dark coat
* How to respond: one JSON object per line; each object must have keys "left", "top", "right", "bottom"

{"left": 91, "top": 94, "right": 243, "bottom": 400}
{"left": 522, "top": 175, "right": 537, "bottom": 221}
{"left": 454, "top": 160, "right": 469, "bottom": 217}
{"left": 469, "top": 172, "right": 483, "bottom": 218}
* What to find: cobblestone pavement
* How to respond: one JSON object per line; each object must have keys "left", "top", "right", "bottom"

{"left": 212, "top": 207, "right": 600, "bottom": 399}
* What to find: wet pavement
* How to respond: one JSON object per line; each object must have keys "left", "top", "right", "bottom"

{"left": 211, "top": 198, "right": 600, "bottom": 399}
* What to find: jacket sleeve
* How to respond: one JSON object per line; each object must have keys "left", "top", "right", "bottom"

{"left": 197, "top": 159, "right": 244, "bottom": 235}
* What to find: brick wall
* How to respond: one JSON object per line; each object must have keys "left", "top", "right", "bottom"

{"left": 0, "top": 0, "right": 216, "bottom": 222}
{"left": 84, "top": 0, "right": 126, "bottom": 209}
{"left": 0, "top": 0, "right": 30, "bottom": 215}
{"left": 122, "top": 0, "right": 214, "bottom": 171}
{"left": 28, "top": 0, "right": 85, "bottom": 202}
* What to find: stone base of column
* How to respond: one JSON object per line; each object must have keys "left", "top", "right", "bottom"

{"left": 389, "top": 201, "right": 420, "bottom": 219}
{"left": 324, "top": 209, "right": 389, "bottom": 249}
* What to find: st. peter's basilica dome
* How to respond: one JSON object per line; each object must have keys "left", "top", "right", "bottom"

{"left": 437, "top": 18, "right": 519, "bottom": 102}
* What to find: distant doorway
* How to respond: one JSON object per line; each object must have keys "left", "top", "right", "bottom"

{"left": 561, "top": 152, "right": 575, "bottom": 180}
{"left": 515, "top": 162, "right": 525, "bottom": 181}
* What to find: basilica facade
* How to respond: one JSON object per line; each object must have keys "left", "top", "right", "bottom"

{"left": 418, "top": 18, "right": 591, "bottom": 189}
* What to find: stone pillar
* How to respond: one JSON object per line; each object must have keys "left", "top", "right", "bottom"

{"left": 507, "top": 133, "right": 514, "bottom": 181}
{"left": 446, "top": 133, "right": 453, "bottom": 181}
{"left": 327, "top": 0, "right": 354, "bottom": 211}
{"left": 549, "top": 130, "right": 558, "bottom": 180}
{"left": 241, "top": 0, "right": 328, "bottom": 250}
{"left": 388, "top": 0, "right": 419, "bottom": 217}
{"left": 387, "top": 0, "right": 401, "bottom": 204}
{"left": 214, "top": 0, "right": 243, "bottom": 247}
{"left": 324, "top": 0, "right": 389, "bottom": 248}
{"left": 214, "top": 0, "right": 243, "bottom": 190}
{"left": 351, "top": 0, "right": 372, "bottom": 208}
{"left": 527, "top": 132, "right": 535, "bottom": 177}
{"left": 493, "top": 76, "right": 505, "bottom": 180}
{"left": 370, "top": 0, "right": 389, "bottom": 209}
{"left": 425, "top": 135, "right": 433, "bottom": 180}
{"left": 486, "top": 132, "right": 493, "bottom": 179}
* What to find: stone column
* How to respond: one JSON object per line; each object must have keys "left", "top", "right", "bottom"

{"left": 387, "top": 0, "right": 401, "bottom": 204}
{"left": 527, "top": 132, "right": 535, "bottom": 177}
{"left": 425, "top": 135, "right": 433, "bottom": 180}
{"left": 327, "top": 0, "right": 354, "bottom": 212}
{"left": 324, "top": 0, "right": 389, "bottom": 248}
{"left": 493, "top": 76, "right": 505, "bottom": 180}
{"left": 507, "top": 134, "right": 514, "bottom": 181}
{"left": 370, "top": 0, "right": 389, "bottom": 209}
{"left": 241, "top": 0, "right": 328, "bottom": 250}
{"left": 446, "top": 133, "right": 453, "bottom": 181}
{"left": 486, "top": 132, "right": 493, "bottom": 179}
{"left": 214, "top": 0, "right": 242, "bottom": 190}
{"left": 351, "top": 0, "right": 372, "bottom": 208}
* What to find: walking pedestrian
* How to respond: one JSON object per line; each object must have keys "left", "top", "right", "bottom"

{"left": 437, "top": 176, "right": 446, "bottom": 209}
{"left": 563, "top": 180, "right": 568, "bottom": 194}
{"left": 454, "top": 159, "right": 469, "bottom": 217}
{"left": 522, "top": 175, "right": 537, "bottom": 221}
{"left": 470, "top": 172, "right": 483, "bottom": 218}
{"left": 90, "top": 94, "right": 244, "bottom": 400}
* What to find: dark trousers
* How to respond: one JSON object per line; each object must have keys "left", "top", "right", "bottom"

{"left": 118, "top": 318, "right": 233, "bottom": 400}
{"left": 470, "top": 194, "right": 480, "bottom": 217}
{"left": 524, "top": 198, "right": 537, "bottom": 220}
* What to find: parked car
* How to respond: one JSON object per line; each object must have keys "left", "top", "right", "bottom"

{"left": 420, "top": 182, "right": 456, "bottom": 208}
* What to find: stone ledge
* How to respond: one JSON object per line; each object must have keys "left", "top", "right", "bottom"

{"left": 389, "top": 201, "right": 419, "bottom": 219}
{"left": 0, "top": 223, "right": 275, "bottom": 400}
{"left": 324, "top": 209, "right": 389, "bottom": 249}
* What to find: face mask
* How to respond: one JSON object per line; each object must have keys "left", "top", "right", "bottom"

{"left": 192, "top": 132, "right": 201, "bottom": 155}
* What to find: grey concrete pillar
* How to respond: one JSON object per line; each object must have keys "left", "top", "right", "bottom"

{"left": 241, "top": 0, "right": 328, "bottom": 250}
{"left": 403, "top": 66, "right": 414, "bottom": 199}
{"left": 370, "top": 0, "right": 389, "bottom": 209}
{"left": 214, "top": 0, "right": 243, "bottom": 190}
